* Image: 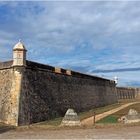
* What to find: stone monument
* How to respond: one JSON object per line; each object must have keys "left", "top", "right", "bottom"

{"left": 61, "top": 108, "right": 81, "bottom": 126}
{"left": 118, "top": 109, "right": 140, "bottom": 124}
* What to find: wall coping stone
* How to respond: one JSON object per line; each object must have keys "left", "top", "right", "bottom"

{"left": 26, "top": 60, "right": 114, "bottom": 83}
{"left": 0, "top": 60, "right": 13, "bottom": 69}
{"left": 0, "top": 60, "right": 115, "bottom": 84}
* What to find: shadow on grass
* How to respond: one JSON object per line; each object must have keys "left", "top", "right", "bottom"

{"left": 96, "top": 115, "right": 118, "bottom": 124}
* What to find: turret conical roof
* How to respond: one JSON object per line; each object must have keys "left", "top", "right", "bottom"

{"left": 13, "top": 40, "right": 26, "bottom": 51}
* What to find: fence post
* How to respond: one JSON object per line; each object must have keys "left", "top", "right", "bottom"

{"left": 93, "top": 111, "right": 96, "bottom": 126}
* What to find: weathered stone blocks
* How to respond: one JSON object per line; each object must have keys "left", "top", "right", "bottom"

{"left": 18, "top": 61, "right": 117, "bottom": 125}
{"left": 0, "top": 61, "right": 118, "bottom": 126}
{"left": 61, "top": 108, "right": 81, "bottom": 126}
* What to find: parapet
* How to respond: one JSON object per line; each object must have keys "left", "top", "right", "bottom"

{"left": 0, "top": 60, "right": 13, "bottom": 69}
{"left": 26, "top": 60, "right": 54, "bottom": 71}
{"left": 55, "top": 67, "right": 61, "bottom": 74}
{"left": 26, "top": 61, "right": 113, "bottom": 83}
{"left": 66, "top": 70, "right": 71, "bottom": 75}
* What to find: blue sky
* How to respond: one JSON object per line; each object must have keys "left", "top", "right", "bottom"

{"left": 0, "top": 1, "right": 140, "bottom": 87}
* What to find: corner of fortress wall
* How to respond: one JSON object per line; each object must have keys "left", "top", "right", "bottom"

{"left": 10, "top": 67, "right": 23, "bottom": 126}
{"left": 0, "top": 63, "right": 24, "bottom": 126}
{"left": 1, "top": 41, "right": 140, "bottom": 126}
{"left": 17, "top": 61, "right": 118, "bottom": 126}
{"left": 0, "top": 60, "right": 118, "bottom": 126}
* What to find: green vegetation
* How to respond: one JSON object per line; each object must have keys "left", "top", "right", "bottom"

{"left": 118, "top": 99, "right": 139, "bottom": 104}
{"left": 78, "top": 103, "right": 122, "bottom": 120}
{"left": 32, "top": 117, "right": 63, "bottom": 127}
{"left": 96, "top": 102, "right": 140, "bottom": 124}
{"left": 112, "top": 102, "right": 140, "bottom": 118}
{"left": 31, "top": 101, "right": 140, "bottom": 126}
{"left": 96, "top": 115, "right": 118, "bottom": 123}
{"left": 31, "top": 103, "right": 122, "bottom": 127}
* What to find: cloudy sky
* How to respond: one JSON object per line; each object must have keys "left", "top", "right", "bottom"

{"left": 0, "top": 1, "right": 140, "bottom": 87}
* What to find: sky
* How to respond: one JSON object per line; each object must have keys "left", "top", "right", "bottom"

{"left": 0, "top": 1, "right": 140, "bottom": 87}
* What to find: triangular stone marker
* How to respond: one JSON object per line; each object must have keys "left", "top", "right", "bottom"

{"left": 61, "top": 108, "right": 81, "bottom": 126}
{"left": 119, "top": 109, "right": 140, "bottom": 124}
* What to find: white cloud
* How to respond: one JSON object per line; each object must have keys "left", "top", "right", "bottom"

{"left": 1, "top": 1, "right": 140, "bottom": 86}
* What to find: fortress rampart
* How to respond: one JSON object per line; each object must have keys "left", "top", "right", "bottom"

{"left": 18, "top": 61, "right": 117, "bottom": 125}
{"left": 0, "top": 59, "right": 117, "bottom": 126}
{"left": 117, "top": 87, "right": 140, "bottom": 100}
{"left": 0, "top": 41, "right": 117, "bottom": 126}
{"left": 1, "top": 41, "right": 139, "bottom": 126}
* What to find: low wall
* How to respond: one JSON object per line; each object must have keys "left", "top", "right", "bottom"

{"left": 135, "top": 88, "right": 140, "bottom": 99}
{"left": 117, "top": 87, "right": 140, "bottom": 100}
{"left": 18, "top": 61, "right": 117, "bottom": 125}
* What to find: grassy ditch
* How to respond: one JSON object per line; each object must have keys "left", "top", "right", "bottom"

{"left": 30, "top": 101, "right": 140, "bottom": 127}
{"left": 31, "top": 102, "right": 122, "bottom": 127}
{"left": 30, "top": 117, "right": 63, "bottom": 128}
{"left": 96, "top": 102, "right": 140, "bottom": 124}
{"left": 96, "top": 115, "right": 118, "bottom": 124}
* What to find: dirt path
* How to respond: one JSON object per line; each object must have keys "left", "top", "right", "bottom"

{"left": 81, "top": 102, "right": 139, "bottom": 126}
{"left": 0, "top": 125, "right": 140, "bottom": 139}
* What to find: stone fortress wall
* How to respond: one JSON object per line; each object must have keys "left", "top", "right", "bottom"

{"left": 0, "top": 62, "right": 13, "bottom": 125}
{"left": 0, "top": 41, "right": 118, "bottom": 126}
{"left": 0, "top": 60, "right": 117, "bottom": 126}
{"left": 18, "top": 61, "right": 117, "bottom": 125}
{"left": 0, "top": 61, "right": 22, "bottom": 126}
{"left": 0, "top": 41, "right": 139, "bottom": 126}
{"left": 117, "top": 87, "right": 140, "bottom": 100}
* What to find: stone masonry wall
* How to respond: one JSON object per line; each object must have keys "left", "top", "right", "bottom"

{"left": 0, "top": 68, "right": 13, "bottom": 124}
{"left": 135, "top": 88, "right": 140, "bottom": 99}
{"left": 0, "top": 60, "right": 118, "bottom": 126}
{"left": 18, "top": 61, "right": 117, "bottom": 125}
{"left": 0, "top": 64, "right": 23, "bottom": 126}
{"left": 117, "top": 87, "right": 140, "bottom": 100}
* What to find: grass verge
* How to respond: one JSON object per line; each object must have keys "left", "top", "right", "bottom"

{"left": 30, "top": 101, "right": 140, "bottom": 127}
{"left": 96, "top": 115, "right": 118, "bottom": 123}
{"left": 31, "top": 102, "right": 123, "bottom": 127}
{"left": 78, "top": 103, "right": 122, "bottom": 120}
{"left": 96, "top": 102, "right": 140, "bottom": 124}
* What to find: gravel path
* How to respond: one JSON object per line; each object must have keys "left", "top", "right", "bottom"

{"left": 1, "top": 102, "right": 140, "bottom": 139}
{"left": 0, "top": 125, "right": 140, "bottom": 139}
